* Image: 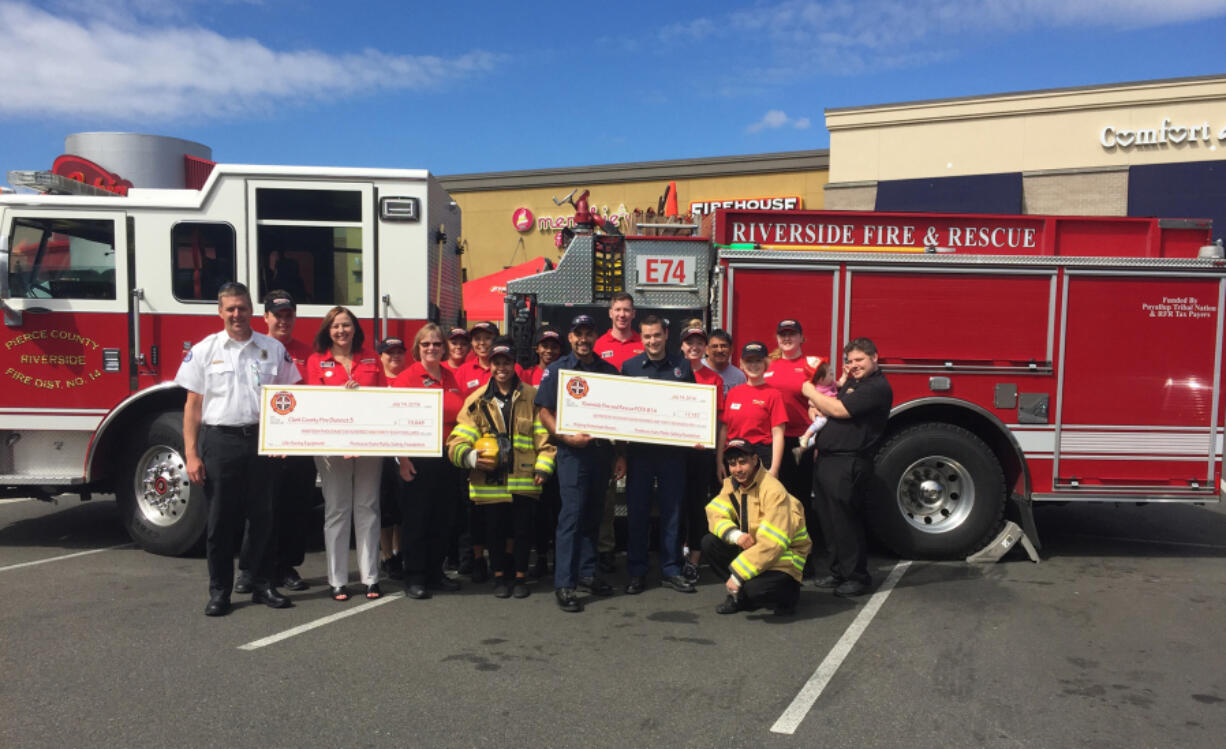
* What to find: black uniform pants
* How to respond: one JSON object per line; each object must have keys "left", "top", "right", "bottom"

{"left": 684, "top": 449, "right": 718, "bottom": 550}
{"left": 534, "top": 474, "right": 560, "bottom": 563}
{"left": 812, "top": 453, "right": 871, "bottom": 584}
{"left": 200, "top": 425, "right": 274, "bottom": 596}
{"left": 239, "top": 454, "right": 315, "bottom": 576}
{"left": 482, "top": 495, "right": 534, "bottom": 577}
{"left": 779, "top": 435, "right": 817, "bottom": 544}
{"left": 701, "top": 534, "right": 799, "bottom": 611}
{"left": 400, "top": 457, "right": 461, "bottom": 587}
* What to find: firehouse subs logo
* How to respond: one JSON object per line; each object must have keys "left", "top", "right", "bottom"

{"left": 270, "top": 391, "right": 297, "bottom": 415}
{"left": 565, "top": 376, "right": 589, "bottom": 399}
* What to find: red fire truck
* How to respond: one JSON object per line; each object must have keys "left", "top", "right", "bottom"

{"left": 0, "top": 159, "right": 462, "bottom": 554}
{"left": 507, "top": 205, "right": 1226, "bottom": 558}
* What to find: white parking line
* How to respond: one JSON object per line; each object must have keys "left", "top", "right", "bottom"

{"left": 770, "top": 560, "right": 912, "bottom": 735}
{"left": 238, "top": 592, "right": 405, "bottom": 650}
{"left": 0, "top": 498, "right": 34, "bottom": 505}
{"left": 0, "top": 543, "right": 132, "bottom": 573}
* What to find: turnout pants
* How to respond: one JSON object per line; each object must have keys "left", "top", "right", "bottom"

{"left": 812, "top": 453, "right": 871, "bottom": 585}
{"left": 200, "top": 425, "right": 274, "bottom": 596}
{"left": 315, "top": 455, "right": 382, "bottom": 588}
{"left": 701, "top": 534, "right": 799, "bottom": 611}
{"left": 554, "top": 443, "right": 612, "bottom": 590}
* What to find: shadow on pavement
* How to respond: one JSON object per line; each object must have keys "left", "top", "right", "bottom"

{"left": 0, "top": 498, "right": 128, "bottom": 551}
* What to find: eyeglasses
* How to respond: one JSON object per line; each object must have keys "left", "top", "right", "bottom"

{"left": 420, "top": 341, "right": 444, "bottom": 348}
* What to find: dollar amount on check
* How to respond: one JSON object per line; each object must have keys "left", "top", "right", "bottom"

{"left": 258, "top": 385, "right": 443, "bottom": 456}
{"left": 554, "top": 370, "right": 718, "bottom": 448}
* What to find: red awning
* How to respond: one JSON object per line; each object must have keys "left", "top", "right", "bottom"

{"left": 463, "top": 256, "right": 552, "bottom": 324}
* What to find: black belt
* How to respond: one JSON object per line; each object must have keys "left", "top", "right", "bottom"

{"left": 204, "top": 424, "right": 259, "bottom": 437}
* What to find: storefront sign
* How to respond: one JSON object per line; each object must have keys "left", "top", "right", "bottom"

{"left": 1100, "top": 117, "right": 1226, "bottom": 150}
{"left": 689, "top": 196, "right": 801, "bottom": 216}
{"left": 532, "top": 204, "right": 630, "bottom": 231}
{"left": 512, "top": 207, "right": 534, "bottom": 232}
{"left": 51, "top": 154, "right": 133, "bottom": 196}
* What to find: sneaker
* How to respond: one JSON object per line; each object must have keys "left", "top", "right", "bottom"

{"left": 512, "top": 580, "right": 530, "bottom": 599}
{"left": 661, "top": 574, "right": 697, "bottom": 593}
{"left": 833, "top": 579, "right": 870, "bottom": 598}
{"left": 681, "top": 560, "right": 700, "bottom": 585}
{"left": 493, "top": 579, "right": 511, "bottom": 598}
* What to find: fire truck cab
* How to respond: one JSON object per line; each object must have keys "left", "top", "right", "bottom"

{"left": 0, "top": 160, "right": 461, "bottom": 555}
{"left": 508, "top": 205, "right": 1226, "bottom": 559}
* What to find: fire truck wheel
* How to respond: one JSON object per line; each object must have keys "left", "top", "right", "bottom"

{"left": 868, "top": 423, "right": 1006, "bottom": 559}
{"left": 115, "top": 412, "right": 207, "bottom": 556}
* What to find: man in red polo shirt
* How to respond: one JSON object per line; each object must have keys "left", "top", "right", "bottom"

{"left": 591, "top": 292, "right": 643, "bottom": 572}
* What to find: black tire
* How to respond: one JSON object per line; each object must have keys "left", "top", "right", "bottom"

{"left": 114, "top": 411, "right": 207, "bottom": 556}
{"left": 866, "top": 423, "right": 1006, "bottom": 559}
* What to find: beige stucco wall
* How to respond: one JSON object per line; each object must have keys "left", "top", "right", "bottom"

{"left": 827, "top": 76, "right": 1226, "bottom": 183}
{"left": 451, "top": 170, "right": 828, "bottom": 281}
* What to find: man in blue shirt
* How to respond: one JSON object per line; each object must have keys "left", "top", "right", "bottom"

{"left": 535, "top": 315, "right": 625, "bottom": 612}
{"left": 620, "top": 315, "right": 697, "bottom": 595}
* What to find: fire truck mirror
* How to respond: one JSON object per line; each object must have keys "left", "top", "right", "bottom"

{"left": 993, "top": 384, "right": 1018, "bottom": 409}
{"left": 1018, "top": 393, "right": 1049, "bottom": 424}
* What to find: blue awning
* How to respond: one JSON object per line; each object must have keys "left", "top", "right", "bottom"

{"left": 1128, "top": 161, "right": 1225, "bottom": 243}
{"left": 875, "top": 172, "right": 1023, "bottom": 214}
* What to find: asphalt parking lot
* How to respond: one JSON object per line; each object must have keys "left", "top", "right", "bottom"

{"left": 2, "top": 495, "right": 1226, "bottom": 748}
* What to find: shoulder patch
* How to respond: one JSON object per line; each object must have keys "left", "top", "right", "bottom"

{"left": 283, "top": 351, "right": 292, "bottom": 362}
{"left": 182, "top": 350, "right": 193, "bottom": 362}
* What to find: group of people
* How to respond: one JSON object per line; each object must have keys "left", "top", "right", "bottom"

{"left": 177, "top": 284, "right": 892, "bottom": 619}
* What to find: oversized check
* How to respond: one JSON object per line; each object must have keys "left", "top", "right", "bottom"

{"left": 258, "top": 385, "right": 443, "bottom": 456}
{"left": 554, "top": 369, "right": 718, "bottom": 448}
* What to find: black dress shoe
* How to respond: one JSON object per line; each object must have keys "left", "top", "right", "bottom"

{"left": 662, "top": 574, "right": 697, "bottom": 593}
{"left": 624, "top": 576, "right": 646, "bottom": 595}
{"left": 577, "top": 576, "right": 613, "bottom": 596}
{"left": 715, "top": 594, "right": 741, "bottom": 615}
{"left": 813, "top": 575, "right": 845, "bottom": 589}
{"left": 233, "top": 571, "right": 253, "bottom": 595}
{"left": 281, "top": 568, "right": 309, "bottom": 591}
{"left": 597, "top": 551, "right": 616, "bottom": 574}
{"left": 512, "top": 580, "right": 530, "bottom": 599}
{"left": 833, "top": 579, "right": 870, "bottom": 598}
{"left": 555, "top": 588, "right": 582, "bottom": 612}
{"left": 493, "top": 580, "right": 511, "bottom": 598}
{"left": 252, "top": 584, "right": 293, "bottom": 609}
{"left": 204, "top": 593, "right": 231, "bottom": 617}
{"left": 405, "top": 583, "right": 431, "bottom": 599}
{"left": 430, "top": 575, "right": 461, "bottom": 592}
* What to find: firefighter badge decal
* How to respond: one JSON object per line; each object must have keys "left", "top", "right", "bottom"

{"left": 270, "top": 391, "right": 297, "bottom": 415}
{"left": 565, "top": 376, "right": 589, "bottom": 399}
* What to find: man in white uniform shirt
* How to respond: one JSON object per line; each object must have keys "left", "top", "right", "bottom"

{"left": 176, "top": 282, "right": 302, "bottom": 617}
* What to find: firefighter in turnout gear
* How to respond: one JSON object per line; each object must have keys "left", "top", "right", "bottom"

{"left": 448, "top": 337, "right": 557, "bottom": 598}
{"left": 703, "top": 439, "right": 812, "bottom": 615}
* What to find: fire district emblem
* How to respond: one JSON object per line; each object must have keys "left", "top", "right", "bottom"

{"left": 565, "top": 376, "right": 589, "bottom": 399}
{"left": 270, "top": 391, "right": 297, "bottom": 415}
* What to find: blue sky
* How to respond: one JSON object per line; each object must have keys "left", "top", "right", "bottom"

{"left": 2, "top": 0, "right": 1226, "bottom": 178}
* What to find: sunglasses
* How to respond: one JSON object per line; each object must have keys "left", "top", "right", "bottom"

{"left": 419, "top": 341, "right": 444, "bottom": 348}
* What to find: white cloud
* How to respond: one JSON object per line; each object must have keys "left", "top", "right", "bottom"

{"left": 685, "top": 0, "right": 1226, "bottom": 77}
{"left": 0, "top": 2, "right": 501, "bottom": 122}
{"left": 746, "top": 109, "right": 812, "bottom": 133}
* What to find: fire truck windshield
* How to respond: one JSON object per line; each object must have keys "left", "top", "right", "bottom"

{"left": 8, "top": 217, "right": 117, "bottom": 300}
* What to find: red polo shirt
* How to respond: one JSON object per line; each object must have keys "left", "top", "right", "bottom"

{"left": 305, "top": 348, "right": 382, "bottom": 387}
{"left": 279, "top": 338, "right": 314, "bottom": 381}
{"left": 517, "top": 363, "right": 547, "bottom": 386}
{"left": 594, "top": 330, "right": 643, "bottom": 370}
{"left": 454, "top": 358, "right": 493, "bottom": 397}
{"left": 722, "top": 382, "right": 787, "bottom": 445}
{"left": 692, "top": 363, "right": 726, "bottom": 417}
{"left": 764, "top": 355, "right": 818, "bottom": 437}
{"left": 393, "top": 362, "right": 465, "bottom": 435}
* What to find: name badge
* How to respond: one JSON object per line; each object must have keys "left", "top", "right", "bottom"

{"left": 729, "top": 403, "right": 742, "bottom": 410}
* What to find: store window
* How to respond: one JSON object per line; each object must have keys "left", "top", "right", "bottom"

{"left": 875, "top": 173, "right": 1023, "bottom": 214}
{"left": 254, "top": 188, "right": 364, "bottom": 305}
{"left": 7, "top": 217, "right": 116, "bottom": 299}
{"left": 171, "top": 222, "right": 236, "bottom": 302}
{"left": 1128, "top": 161, "right": 1226, "bottom": 245}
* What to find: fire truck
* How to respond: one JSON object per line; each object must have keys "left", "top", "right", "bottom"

{"left": 0, "top": 156, "right": 461, "bottom": 555}
{"left": 508, "top": 203, "right": 1226, "bottom": 558}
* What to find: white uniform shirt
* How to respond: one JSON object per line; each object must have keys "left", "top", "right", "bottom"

{"left": 175, "top": 330, "right": 301, "bottom": 426}
{"left": 702, "top": 357, "right": 747, "bottom": 396}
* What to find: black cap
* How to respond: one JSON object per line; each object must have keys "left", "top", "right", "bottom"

{"left": 741, "top": 341, "right": 768, "bottom": 359}
{"left": 264, "top": 292, "right": 295, "bottom": 313}
{"left": 723, "top": 438, "right": 754, "bottom": 457}
{"left": 470, "top": 321, "right": 498, "bottom": 336}
{"left": 376, "top": 337, "right": 406, "bottom": 354}
{"left": 776, "top": 319, "right": 802, "bottom": 334}
{"left": 536, "top": 328, "right": 562, "bottom": 345}
{"left": 490, "top": 343, "right": 514, "bottom": 360}
{"left": 569, "top": 314, "right": 596, "bottom": 332}
{"left": 448, "top": 327, "right": 469, "bottom": 340}
{"left": 681, "top": 326, "right": 707, "bottom": 341}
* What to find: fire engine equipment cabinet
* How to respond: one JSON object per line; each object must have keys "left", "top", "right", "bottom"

{"left": 507, "top": 204, "right": 1226, "bottom": 560}
{"left": 0, "top": 155, "right": 462, "bottom": 555}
